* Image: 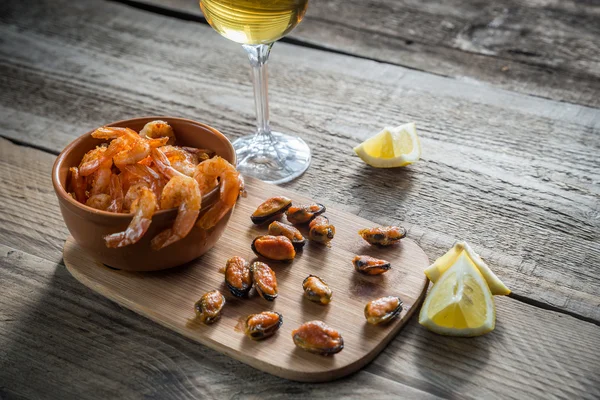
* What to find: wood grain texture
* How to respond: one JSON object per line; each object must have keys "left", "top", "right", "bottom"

{"left": 135, "top": 0, "right": 600, "bottom": 107}
{"left": 3, "top": 241, "right": 600, "bottom": 398}
{"left": 1, "top": 135, "right": 600, "bottom": 397}
{"left": 1, "top": 0, "right": 599, "bottom": 321}
{"left": 62, "top": 178, "right": 430, "bottom": 382}
{"left": 0, "top": 244, "right": 439, "bottom": 400}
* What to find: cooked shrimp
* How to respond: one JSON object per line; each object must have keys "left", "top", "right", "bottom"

{"left": 121, "top": 164, "right": 165, "bottom": 201}
{"left": 139, "top": 120, "right": 176, "bottom": 145}
{"left": 79, "top": 145, "right": 108, "bottom": 166}
{"left": 107, "top": 174, "right": 124, "bottom": 213}
{"left": 138, "top": 155, "right": 153, "bottom": 166}
{"left": 69, "top": 167, "right": 87, "bottom": 203}
{"left": 79, "top": 128, "right": 131, "bottom": 175}
{"left": 151, "top": 147, "right": 184, "bottom": 179}
{"left": 150, "top": 175, "right": 202, "bottom": 250}
{"left": 180, "top": 146, "right": 214, "bottom": 163}
{"left": 91, "top": 126, "right": 133, "bottom": 141}
{"left": 122, "top": 183, "right": 148, "bottom": 211}
{"left": 104, "top": 185, "right": 157, "bottom": 248}
{"left": 89, "top": 165, "right": 112, "bottom": 196}
{"left": 86, "top": 193, "right": 112, "bottom": 210}
{"left": 160, "top": 145, "right": 200, "bottom": 177}
{"left": 79, "top": 145, "right": 113, "bottom": 198}
{"left": 149, "top": 148, "right": 202, "bottom": 250}
{"left": 100, "top": 127, "right": 167, "bottom": 167}
{"left": 80, "top": 127, "right": 167, "bottom": 175}
{"left": 78, "top": 145, "right": 110, "bottom": 177}
{"left": 194, "top": 156, "right": 241, "bottom": 230}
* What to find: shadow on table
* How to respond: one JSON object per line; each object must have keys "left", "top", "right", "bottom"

{"left": 346, "top": 164, "right": 417, "bottom": 219}
{"left": 2, "top": 260, "right": 449, "bottom": 399}
{"left": 395, "top": 318, "right": 495, "bottom": 397}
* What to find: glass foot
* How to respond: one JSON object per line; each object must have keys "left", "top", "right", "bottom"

{"left": 233, "top": 132, "right": 311, "bottom": 184}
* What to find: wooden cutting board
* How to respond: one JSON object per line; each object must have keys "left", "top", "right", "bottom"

{"left": 63, "top": 177, "right": 429, "bottom": 382}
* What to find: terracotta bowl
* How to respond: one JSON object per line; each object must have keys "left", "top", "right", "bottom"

{"left": 52, "top": 116, "right": 236, "bottom": 272}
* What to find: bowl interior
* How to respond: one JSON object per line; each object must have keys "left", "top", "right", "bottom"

{"left": 53, "top": 116, "right": 236, "bottom": 216}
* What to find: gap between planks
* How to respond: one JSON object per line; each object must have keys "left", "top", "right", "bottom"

{"left": 1, "top": 135, "right": 598, "bottom": 328}
{"left": 106, "top": 0, "right": 597, "bottom": 108}
{"left": 106, "top": 0, "right": 449, "bottom": 77}
{"left": 2, "top": 242, "right": 600, "bottom": 398}
{"left": 1, "top": 0, "right": 599, "bottom": 323}
{"left": 1, "top": 134, "right": 61, "bottom": 156}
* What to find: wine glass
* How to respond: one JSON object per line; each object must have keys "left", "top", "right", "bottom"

{"left": 199, "top": 0, "right": 311, "bottom": 184}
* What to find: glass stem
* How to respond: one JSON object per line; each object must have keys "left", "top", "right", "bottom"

{"left": 243, "top": 43, "right": 274, "bottom": 143}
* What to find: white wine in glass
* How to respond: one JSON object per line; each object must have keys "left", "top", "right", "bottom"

{"left": 200, "top": 0, "right": 311, "bottom": 184}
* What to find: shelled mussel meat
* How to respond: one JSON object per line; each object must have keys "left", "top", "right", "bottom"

{"left": 302, "top": 275, "right": 333, "bottom": 305}
{"left": 251, "top": 261, "right": 278, "bottom": 301}
{"left": 353, "top": 255, "right": 391, "bottom": 275}
{"left": 251, "top": 235, "right": 296, "bottom": 261}
{"left": 251, "top": 196, "right": 292, "bottom": 224}
{"left": 224, "top": 256, "right": 252, "bottom": 297}
{"left": 292, "top": 321, "right": 344, "bottom": 355}
{"left": 268, "top": 221, "right": 306, "bottom": 250}
{"left": 364, "top": 296, "right": 403, "bottom": 325}
{"left": 308, "top": 215, "right": 335, "bottom": 244}
{"left": 194, "top": 290, "right": 225, "bottom": 324}
{"left": 358, "top": 226, "right": 406, "bottom": 246}
{"left": 244, "top": 311, "right": 283, "bottom": 340}
{"left": 286, "top": 203, "right": 326, "bottom": 224}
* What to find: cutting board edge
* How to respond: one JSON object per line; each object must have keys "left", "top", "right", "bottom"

{"left": 64, "top": 236, "right": 430, "bottom": 382}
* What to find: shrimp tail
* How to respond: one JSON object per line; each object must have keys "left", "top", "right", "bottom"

{"left": 149, "top": 228, "right": 175, "bottom": 250}
{"left": 104, "top": 187, "right": 156, "bottom": 248}
{"left": 151, "top": 205, "right": 200, "bottom": 250}
{"left": 196, "top": 201, "right": 232, "bottom": 230}
{"left": 104, "top": 216, "right": 152, "bottom": 248}
{"left": 107, "top": 174, "right": 124, "bottom": 213}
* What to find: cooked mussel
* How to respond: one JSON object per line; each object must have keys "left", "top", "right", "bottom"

{"left": 251, "top": 196, "right": 292, "bottom": 224}
{"left": 292, "top": 321, "right": 344, "bottom": 355}
{"left": 268, "top": 221, "right": 306, "bottom": 250}
{"left": 302, "top": 275, "right": 333, "bottom": 305}
{"left": 251, "top": 235, "right": 296, "bottom": 261}
{"left": 353, "top": 255, "right": 391, "bottom": 275}
{"left": 358, "top": 226, "right": 406, "bottom": 246}
{"left": 224, "top": 256, "right": 252, "bottom": 297}
{"left": 364, "top": 296, "right": 403, "bottom": 325}
{"left": 308, "top": 215, "right": 335, "bottom": 244}
{"left": 251, "top": 261, "right": 278, "bottom": 301}
{"left": 244, "top": 311, "right": 283, "bottom": 340}
{"left": 286, "top": 203, "right": 326, "bottom": 224}
{"left": 194, "top": 290, "right": 225, "bottom": 324}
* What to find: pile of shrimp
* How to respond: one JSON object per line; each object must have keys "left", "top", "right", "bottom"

{"left": 68, "top": 120, "right": 243, "bottom": 250}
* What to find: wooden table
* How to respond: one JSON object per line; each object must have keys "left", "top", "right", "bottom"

{"left": 1, "top": 0, "right": 599, "bottom": 398}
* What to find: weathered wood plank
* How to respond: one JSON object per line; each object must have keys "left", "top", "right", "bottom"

{"left": 1, "top": 0, "right": 599, "bottom": 321}
{"left": 134, "top": 0, "right": 600, "bottom": 107}
{"left": 0, "top": 246, "right": 441, "bottom": 400}
{"left": 2, "top": 241, "right": 600, "bottom": 398}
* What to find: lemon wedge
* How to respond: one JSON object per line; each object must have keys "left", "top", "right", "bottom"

{"left": 353, "top": 122, "right": 421, "bottom": 167}
{"left": 419, "top": 252, "right": 496, "bottom": 336}
{"left": 425, "top": 241, "right": 511, "bottom": 296}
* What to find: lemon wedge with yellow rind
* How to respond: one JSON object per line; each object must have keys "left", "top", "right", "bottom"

{"left": 419, "top": 252, "right": 496, "bottom": 337}
{"left": 353, "top": 123, "right": 421, "bottom": 168}
{"left": 425, "top": 241, "right": 511, "bottom": 296}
